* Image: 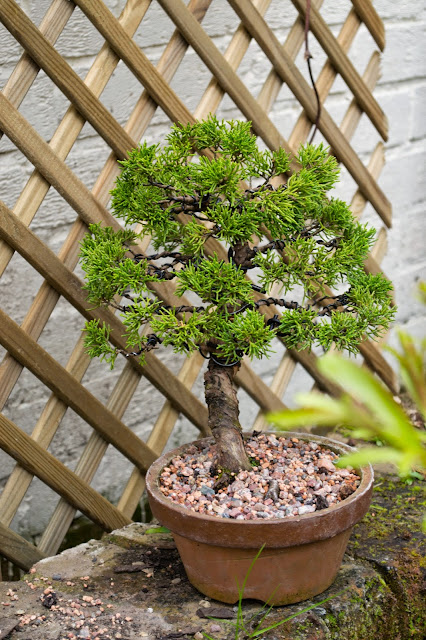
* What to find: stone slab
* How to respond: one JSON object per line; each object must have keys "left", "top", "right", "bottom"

{"left": 0, "top": 473, "right": 424, "bottom": 640}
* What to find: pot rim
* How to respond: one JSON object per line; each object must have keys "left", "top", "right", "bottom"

{"left": 146, "top": 431, "right": 374, "bottom": 548}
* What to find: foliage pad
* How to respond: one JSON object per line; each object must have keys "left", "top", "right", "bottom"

{"left": 80, "top": 116, "right": 395, "bottom": 366}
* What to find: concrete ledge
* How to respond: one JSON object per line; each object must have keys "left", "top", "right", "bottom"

{"left": 0, "top": 473, "right": 424, "bottom": 640}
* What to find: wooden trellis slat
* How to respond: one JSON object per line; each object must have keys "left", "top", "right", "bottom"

{"left": 0, "top": 0, "right": 138, "bottom": 159}
{"left": 0, "top": 309, "right": 158, "bottom": 473}
{"left": 0, "top": 0, "right": 75, "bottom": 125}
{"left": 0, "top": 0, "right": 396, "bottom": 573}
{"left": 0, "top": 522, "right": 45, "bottom": 571}
{"left": 350, "top": 0, "right": 385, "bottom": 51}
{"left": 0, "top": 413, "right": 131, "bottom": 531}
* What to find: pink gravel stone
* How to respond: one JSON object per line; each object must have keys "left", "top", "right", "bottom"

{"left": 318, "top": 458, "right": 337, "bottom": 473}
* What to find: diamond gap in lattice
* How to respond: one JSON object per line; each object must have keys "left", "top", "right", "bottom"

{"left": 47, "top": 405, "right": 95, "bottom": 474}
{"left": 238, "top": 385, "right": 264, "bottom": 433}
{"left": 61, "top": 124, "right": 115, "bottom": 194}
{"left": 238, "top": 35, "right": 280, "bottom": 102}
{"left": 27, "top": 184, "right": 88, "bottom": 254}
{"left": 14, "top": 69, "right": 70, "bottom": 142}
{"left": 282, "top": 360, "right": 319, "bottom": 408}
{"left": 97, "top": 57, "right": 151, "bottom": 132}
{"left": 120, "top": 348, "right": 187, "bottom": 435}
{"left": 349, "top": 106, "right": 384, "bottom": 159}
{"left": 196, "top": 0, "right": 239, "bottom": 48}
{"left": 1, "top": 366, "right": 52, "bottom": 440}
{"left": 168, "top": 46, "right": 214, "bottom": 115}
{"left": 0, "top": 140, "right": 36, "bottom": 209}
{"left": 80, "top": 342, "right": 128, "bottom": 407}
{"left": 10, "top": 475, "right": 67, "bottom": 543}
{"left": 331, "top": 162, "right": 360, "bottom": 209}
{"left": 322, "top": 91, "right": 353, "bottom": 134}
{"left": 346, "top": 22, "right": 377, "bottom": 79}
{"left": 52, "top": 4, "right": 105, "bottom": 68}
{"left": 163, "top": 362, "right": 207, "bottom": 452}
{"left": 0, "top": 249, "right": 45, "bottom": 326}
{"left": 134, "top": 0, "right": 179, "bottom": 52}
{"left": 269, "top": 88, "right": 308, "bottom": 145}
{"left": 33, "top": 293, "right": 89, "bottom": 371}
{"left": 138, "top": 104, "right": 174, "bottom": 146}
{"left": 0, "top": 22, "right": 24, "bottom": 74}
{"left": 89, "top": 433, "right": 146, "bottom": 509}
{"left": 263, "top": 0, "right": 300, "bottom": 33}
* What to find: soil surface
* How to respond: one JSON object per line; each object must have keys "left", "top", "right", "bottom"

{"left": 159, "top": 434, "right": 360, "bottom": 520}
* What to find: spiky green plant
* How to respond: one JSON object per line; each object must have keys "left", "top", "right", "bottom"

{"left": 80, "top": 116, "right": 395, "bottom": 477}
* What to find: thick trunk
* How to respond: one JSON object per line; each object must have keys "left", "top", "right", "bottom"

{"left": 204, "top": 358, "right": 252, "bottom": 475}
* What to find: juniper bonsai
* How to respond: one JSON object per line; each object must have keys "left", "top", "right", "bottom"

{"left": 81, "top": 116, "right": 395, "bottom": 480}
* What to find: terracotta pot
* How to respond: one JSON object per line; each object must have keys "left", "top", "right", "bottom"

{"left": 146, "top": 432, "right": 373, "bottom": 605}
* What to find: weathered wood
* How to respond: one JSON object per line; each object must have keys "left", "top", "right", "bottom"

{"left": 0, "top": 0, "right": 138, "bottom": 160}
{"left": 227, "top": 0, "right": 392, "bottom": 227}
{"left": 0, "top": 413, "right": 131, "bottom": 532}
{"left": 0, "top": 522, "right": 45, "bottom": 571}
{"left": 0, "top": 309, "right": 157, "bottom": 473}
{"left": 351, "top": 0, "right": 385, "bottom": 50}
{"left": 0, "top": 0, "right": 75, "bottom": 118}
{"left": 0, "top": 93, "right": 117, "bottom": 231}
{"left": 38, "top": 360, "right": 142, "bottom": 556}
{"left": 291, "top": 0, "right": 388, "bottom": 140}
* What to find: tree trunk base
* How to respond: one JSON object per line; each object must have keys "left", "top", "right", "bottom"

{"left": 204, "top": 359, "right": 252, "bottom": 479}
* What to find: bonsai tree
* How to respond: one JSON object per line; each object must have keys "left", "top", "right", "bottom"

{"left": 80, "top": 116, "right": 395, "bottom": 482}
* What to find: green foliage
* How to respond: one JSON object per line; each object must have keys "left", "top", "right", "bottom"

{"left": 175, "top": 253, "right": 253, "bottom": 305}
{"left": 81, "top": 116, "right": 395, "bottom": 367}
{"left": 80, "top": 223, "right": 158, "bottom": 302}
{"left": 83, "top": 320, "right": 119, "bottom": 368}
{"left": 268, "top": 342, "right": 426, "bottom": 480}
{"left": 386, "top": 329, "right": 426, "bottom": 419}
{"left": 150, "top": 309, "right": 206, "bottom": 354}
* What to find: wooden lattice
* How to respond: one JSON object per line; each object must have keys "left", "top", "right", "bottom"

{"left": 0, "top": 0, "right": 396, "bottom": 574}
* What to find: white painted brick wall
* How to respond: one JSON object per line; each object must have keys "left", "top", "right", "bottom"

{"left": 0, "top": 0, "right": 425, "bottom": 538}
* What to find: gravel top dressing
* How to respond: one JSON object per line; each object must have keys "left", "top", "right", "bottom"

{"left": 159, "top": 433, "right": 360, "bottom": 520}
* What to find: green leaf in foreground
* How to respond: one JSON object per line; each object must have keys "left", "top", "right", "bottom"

{"left": 145, "top": 526, "right": 170, "bottom": 534}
